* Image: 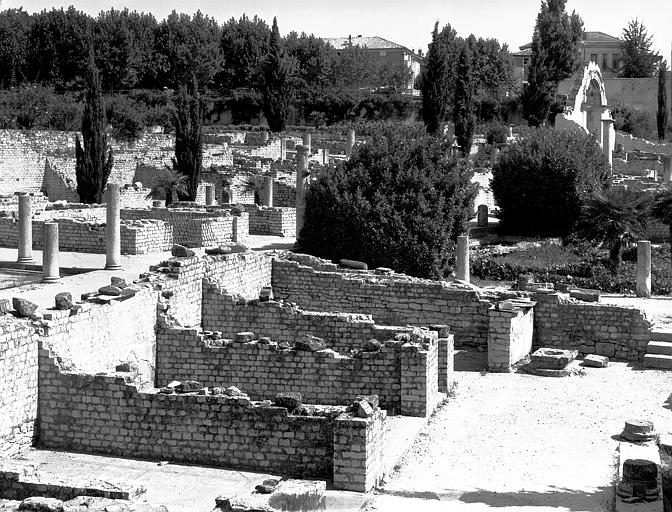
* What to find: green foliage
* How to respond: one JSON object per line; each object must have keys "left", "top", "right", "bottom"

{"left": 522, "top": 0, "right": 583, "bottom": 126}
{"left": 652, "top": 185, "right": 672, "bottom": 262}
{"left": 260, "top": 18, "right": 293, "bottom": 132}
{"left": 298, "top": 122, "right": 477, "bottom": 279}
{"left": 217, "top": 14, "right": 270, "bottom": 91}
{"left": 172, "top": 80, "right": 203, "bottom": 201}
{"left": 75, "top": 52, "right": 113, "bottom": 204}
{"left": 491, "top": 128, "right": 611, "bottom": 237}
{"left": 453, "top": 46, "right": 475, "bottom": 156}
{"left": 242, "top": 174, "right": 265, "bottom": 205}
{"left": 576, "top": 187, "right": 652, "bottom": 265}
{"left": 146, "top": 168, "right": 188, "bottom": 206}
{"left": 106, "top": 95, "right": 144, "bottom": 142}
{"left": 658, "top": 61, "right": 668, "bottom": 141}
{"left": 619, "top": 19, "right": 659, "bottom": 78}
{"left": 0, "top": 8, "right": 31, "bottom": 87}
{"left": 486, "top": 122, "right": 509, "bottom": 144}
{"left": 285, "top": 31, "right": 335, "bottom": 94}
{"left": 612, "top": 105, "right": 657, "bottom": 140}
{"left": 420, "top": 22, "right": 457, "bottom": 134}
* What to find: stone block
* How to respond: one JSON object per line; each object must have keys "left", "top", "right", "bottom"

{"left": 0, "top": 298, "right": 10, "bottom": 314}
{"left": 529, "top": 347, "right": 577, "bottom": 370}
{"left": 54, "top": 292, "right": 73, "bottom": 310}
{"left": 12, "top": 297, "right": 38, "bottom": 317}
{"left": 595, "top": 342, "right": 615, "bottom": 357}
{"left": 275, "top": 392, "right": 302, "bottom": 410}
{"left": 98, "top": 285, "right": 122, "bottom": 296}
{"left": 582, "top": 354, "right": 609, "bottom": 367}
{"left": 362, "top": 339, "right": 382, "bottom": 352}
{"left": 294, "top": 334, "right": 326, "bottom": 352}
{"left": 570, "top": 288, "right": 600, "bottom": 302}
{"left": 171, "top": 244, "right": 195, "bottom": 257}
{"left": 18, "top": 497, "right": 64, "bottom": 512}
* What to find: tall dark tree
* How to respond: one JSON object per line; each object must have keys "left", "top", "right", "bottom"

{"left": 75, "top": 50, "right": 113, "bottom": 204}
{"left": 217, "top": 14, "right": 270, "bottom": 91}
{"left": 260, "top": 17, "right": 293, "bottom": 132}
{"left": 172, "top": 79, "right": 203, "bottom": 201}
{"left": 453, "top": 45, "right": 475, "bottom": 155}
{"left": 420, "top": 22, "right": 452, "bottom": 134}
{"left": 619, "top": 19, "right": 659, "bottom": 78}
{"left": 522, "top": 0, "right": 583, "bottom": 126}
{"left": 0, "top": 8, "right": 32, "bottom": 88}
{"left": 657, "top": 60, "right": 668, "bottom": 141}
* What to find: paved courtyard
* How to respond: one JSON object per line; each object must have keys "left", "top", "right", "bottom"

{"left": 369, "top": 351, "right": 672, "bottom": 511}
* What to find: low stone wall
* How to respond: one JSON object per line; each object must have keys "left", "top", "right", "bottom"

{"left": 155, "top": 327, "right": 439, "bottom": 416}
{"left": 37, "top": 347, "right": 385, "bottom": 491}
{"left": 488, "top": 305, "right": 535, "bottom": 372}
{"left": 272, "top": 255, "right": 494, "bottom": 347}
{"left": 533, "top": 292, "right": 652, "bottom": 361}
{"left": 244, "top": 204, "right": 296, "bottom": 237}
{"left": 0, "top": 193, "right": 49, "bottom": 213}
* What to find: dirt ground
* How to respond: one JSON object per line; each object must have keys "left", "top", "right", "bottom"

{"left": 368, "top": 351, "right": 672, "bottom": 512}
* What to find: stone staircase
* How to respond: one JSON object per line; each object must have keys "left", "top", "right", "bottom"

{"left": 643, "top": 330, "right": 672, "bottom": 369}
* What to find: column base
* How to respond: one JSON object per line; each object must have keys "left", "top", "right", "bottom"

{"left": 105, "top": 264, "right": 122, "bottom": 271}
{"left": 17, "top": 257, "right": 35, "bottom": 264}
{"left": 42, "top": 276, "right": 60, "bottom": 283}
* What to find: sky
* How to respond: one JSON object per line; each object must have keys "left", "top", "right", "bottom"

{"left": 2, "top": 0, "right": 671, "bottom": 59}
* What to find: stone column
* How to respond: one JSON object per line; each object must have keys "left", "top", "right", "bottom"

{"left": 602, "top": 118, "right": 614, "bottom": 169}
{"left": 636, "top": 240, "right": 651, "bottom": 298}
{"left": 262, "top": 175, "right": 274, "bottom": 207}
{"left": 205, "top": 183, "right": 215, "bottom": 206}
{"left": 105, "top": 183, "right": 122, "bottom": 270}
{"left": 663, "top": 156, "right": 672, "bottom": 183}
{"left": 477, "top": 205, "right": 488, "bottom": 227}
{"left": 302, "top": 133, "right": 312, "bottom": 154}
{"left": 455, "top": 235, "right": 470, "bottom": 282}
{"left": 260, "top": 131, "right": 269, "bottom": 144}
{"left": 346, "top": 129, "right": 355, "bottom": 158}
{"left": 280, "top": 136, "right": 286, "bottom": 162}
{"left": 323, "top": 147, "right": 330, "bottom": 166}
{"left": 42, "top": 222, "right": 60, "bottom": 283}
{"left": 508, "top": 126, "right": 513, "bottom": 138}
{"left": 296, "top": 145, "right": 309, "bottom": 238}
{"left": 489, "top": 146, "right": 498, "bottom": 167}
{"left": 16, "top": 192, "right": 34, "bottom": 263}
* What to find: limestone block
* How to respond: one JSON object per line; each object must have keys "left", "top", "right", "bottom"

{"left": 595, "top": 342, "right": 615, "bottom": 358}
{"left": 582, "top": 354, "right": 609, "bottom": 367}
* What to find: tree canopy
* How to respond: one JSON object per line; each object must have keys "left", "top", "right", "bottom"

{"left": 619, "top": 19, "right": 659, "bottom": 78}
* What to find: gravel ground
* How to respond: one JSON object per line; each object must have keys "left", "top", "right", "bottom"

{"left": 368, "top": 351, "right": 672, "bottom": 512}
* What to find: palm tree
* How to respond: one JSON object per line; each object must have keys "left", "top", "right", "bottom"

{"left": 146, "top": 169, "right": 189, "bottom": 206}
{"left": 652, "top": 185, "right": 672, "bottom": 263}
{"left": 578, "top": 187, "right": 652, "bottom": 266}
{"left": 241, "top": 174, "right": 265, "bottom": 205}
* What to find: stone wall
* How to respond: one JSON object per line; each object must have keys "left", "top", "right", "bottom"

{"left": 0, "top": 193, "right": 48, "bottom": 213}
{"left": 487, "top": 305, "right": 535, "bottom": 372}
{"left": 244, "top": 205, "right": 296, "bottom": 237}
{"left": 273, "top": 180, "right": 295, "bottom": 207}
{"left": 271, "top": 255, "right": 494, "bottom": 347}
{"left": 155, "top": 327, "right": 438, "bottom": 416}
{"left": 0, "top": 316, "right": 38, "bottom": 457}
{"left": 533, "top": 292, "right": 652, "bottom": 361}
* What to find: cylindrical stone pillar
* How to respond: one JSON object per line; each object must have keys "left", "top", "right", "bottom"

{"left": 280, "top": 136, "right": 286, "bottom": 162}
{"left": 260, "top": 131, "right": 269, "bottom": 144}
{"left": 296, "top": 145, "right": 309, "bottom": 239}
{"left": 602, "top": 118, "right": 613, "bottom": 169}
{"left": 105, "top": 183, "right": 122, "bottom": 270}
{"left": 477, "top": 205, "right": 488, "bottom": 228}
{"left": 489, "top": 146, "right": 498, "bottom": 167}
{"left": 205, "top": 183, "right": 216, "bottom": 206}
{"left": 323, "top": 147, "right": 330, "bottom": 166}
{"left": 302, "top": 133, "right": 312, "bottom": 154}
{"left": 508, "top": 126, "right": 513, "bottom": 138}
{"left": 455, "top": 235, "right": 470, "bottom": 282}
{"left": 42, "top": 222, "right": 60, "bottom": 283}
{"left": 16, "top": 192, "right": 34, "bottom": 263}
{"left": 664, "top": 156, "right": 672, "bottom": 183}
{"left": 262, "top": 175, "right": 274, "bottom": 207}
{"left": 346, "top": 129, "right": 355, "bottom": 158}
{"left": 636, "top": 240, "right": 651, "bottom": 298}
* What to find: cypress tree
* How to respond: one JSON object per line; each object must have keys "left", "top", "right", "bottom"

{"left": 261, "top": 17, "right": 292, "bottom": 132}
{"left": 420, "top": 22, "right": 450, "bottom": 134}
{"left": 172, "top": 77, "right": 203, "bottom": 201}
{"left": 75, "top": 49, "right": 113, "bottom": 204}
{"left": 658, "top": 60, "right": 668, "bottom": 141}
{"left": 453, "top": 45, "right": 475, "bottom": 156}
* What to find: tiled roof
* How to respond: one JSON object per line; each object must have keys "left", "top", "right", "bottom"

{"left": 519, "top": 30, "right": 621, "bottom": 50}
{"left": 324, "top": 35, "right": 407, "bottom": 51}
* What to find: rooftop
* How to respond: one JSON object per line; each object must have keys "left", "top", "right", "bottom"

{"left": 519, "top": 30, "right": 621, "bottom": 51}
{"left": 323, "top": 35, "right": 419, "bottom": 56}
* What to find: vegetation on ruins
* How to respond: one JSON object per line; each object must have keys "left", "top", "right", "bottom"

{"left": 420, "top": 23, "right": 453, "bottom": 134}
{"left": 260, "top": 18, "right": 293, "bottom": 132}
{"left": 298, "top": 122, "right": 476, "bottom": 279}
{"left": 522, "top": 0, "right": 583, "bottom": 126}
{"left": 242, "top": 174, "right": 265, "bottom": 205}
{"left": 612, "top": 105, "right": 658, "bottom": 141}
{"left": 172, "top": 80, "right": 203, "bottom": 201}
{"left": 453, "top": 45, "right": 475, "bottom": 156}
{"left": 75, "top": 51, "right": 113, "bottom": 204}
{"left": 652, "top": 186, "right": 672, "bottom": 262}
{"left": 618, "top": 19, "right": 659, "bottom": 79}
{"left": 576, "top": 187, "right": 652, "bottom": 266}
{"left": 146, "top": 169, "right": 188, "bottom": 206}
{"left": 491, "top": 128, "right": 611, "bottom": 237}
{"left": 658, "top": 61, "right": 668, "bottom": 141}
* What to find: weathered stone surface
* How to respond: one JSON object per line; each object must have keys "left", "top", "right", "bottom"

{"left": 355, "top": 394, "right": 380, "bottom": 409}
{"left": 115, "top": 362, "right": 132, "bottom": 372}
{"left": 570, "top": 288, "right": 600, "bottom": 302}
{"left": 205, "top": 246, "right": 229, "bottom": 255}
{"left": 275, "top": 392, "right": 302, "bottom": 410}
{"left": 268, "top": 480, "right": 327, "bottom": 511}
{"left": 294, "top": 334, "right": 326, "bottom": 352}
{"left": 110, "top": 277, "right": 128, "bottom": 289}
{"left": 621, "top": 419, "right": 657, "bottom": 442}
{"left": 171, "top": 244, "right": 195, "bottom": 257}
{"left": 529, "top": 347, "right": 577, "bottom": 370}
{"left": 63, "top": 496, "right": 168, "bottom": 511}
{"left": 595, "top": 342, "right": 615, "bottom": 358}
{"left": 362, "top": 339, "right": 382, "bottom": 352}
{"left": 582, "top": 354, "right": 609, "bottom": 367}
{"left": 12, "top": 297, "right": 38, "bottom": 317}
{"left": 176, "top": 380, "right": 201, "bottom": 393}
{"left": 0, "top": 298, "right": 10, "bottom": 314}
{"left": 255, "top": 478, "right": 279, "bottom": 494}
{"left": 355, "top": 400, "right": 374, "bottom": 418}
{"left": 98, "top": 285, "right": 122, "bottom": 296}
{"left": 235, "top": 332, "right": 256, "bottom": 343}
{"left": 225, "top": 386, "right": 242, "bottom": 396}
{"left": 339, "top": 259, "right": 368, "bottom": 270}
{"left": 17, "top": 497, "right": 64, "bottom": 512}
{"left": 259, "top": 286, "right": 273, "bottom": 302}
{"left": 54, "top": 292, "right": 73, "bottom": 310}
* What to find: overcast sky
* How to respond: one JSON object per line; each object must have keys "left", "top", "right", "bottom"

{"left": 3, "top": 0, "right": 671, "bottom": 59}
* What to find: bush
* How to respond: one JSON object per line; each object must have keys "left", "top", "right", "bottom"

{"left": 491, "top": 127, "right": 611, "bottom": 237}
{"left": 613, "top": 105, "right": 657, "bottom": 140}
{"left": 298, "top": 122, "right": 477, "bottom": 279}
{"left": 486, "top": 122, "right": 509, "bottom": 144}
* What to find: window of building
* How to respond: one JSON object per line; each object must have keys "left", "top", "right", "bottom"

{"left": 602, "top": 54, "right": 608, "bottom": 69}
{"left": 613, "top": 54, "right": 620, "bottom": 68}
{"left": 379, "top": 50, "right": 386, "bottom": 56}
{"left": 523, "top": 58, "right": 529, "bottom": 65}
{"left": 590, "top": 54, "right": 598, "bottom": 63}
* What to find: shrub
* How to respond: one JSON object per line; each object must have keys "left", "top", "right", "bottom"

{"left": 491, "top": 127, "right": 611, "bottom": 237}
{"left": 613, "top": 105, "right": 657, "bottom": 140}
{"left": 486, "top": 122, "right": 509, "bottom": 144}
{"left": 298, "top": 122, "right": 477, "bottom": 279}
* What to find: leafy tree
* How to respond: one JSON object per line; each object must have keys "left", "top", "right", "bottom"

{"left": 658, "top": 60, "right": 668, "bottom": 141}
{"left": 329, "top": 44, "right": 377, "bottom": 89}
{"left": 0, "top": 8, "right": 32, "bottom": 87}
{"left": 491, "top": 128, "right": 611, "bottom": 237}
{"left": 652, "top": 186, "right": 672, "bottom": 264}
{"left": 522, "top": 0, "right": 583, "bottom": 126}
{"left": 420, "top": 22, "right": 456, "bottom": 134}
{"left": 146, "top": 168, "right": 188, "bottom": 206}
{"left": 217, "top": 14, "right": 270, "bottom": 91}
{"left": 260, "top": 17, "right": 293, "bottom": 132}
{"left": 75, "top": 51, "right": 113, "bottom": 204}
{"left": 172, "top": 79, "right": 203, "bottom": 201}
{"left": 619, "top": 19, "right": 659, "bottom": 78}
{"left": 453, "top": 45, "right": 475, "bottom": 155}
{"left": 577, "top": 187, "right": 651, "bottom": 266}
{"left": 298, "top": 122, "right": 476, "bottom": 279}
{"left": 285, "top": 31, "right": 335, "bottom": 93}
